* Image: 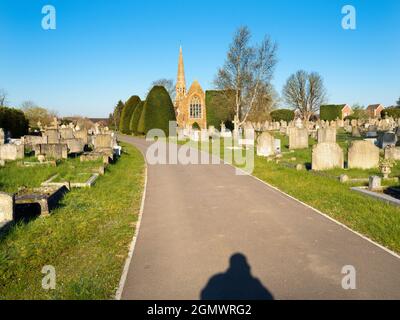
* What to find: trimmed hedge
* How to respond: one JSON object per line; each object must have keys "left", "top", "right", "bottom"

{"left": 270, "top": 109, "right": 294, "bottom": 122}
{"left": 382, "top": 108, "right": 400, "bottom": 119}
{"left": 205, "top": 90, "right": 235, "bottom": 130}
{"left": 113, "top": 100, "right": 125, "bottom": 130}
{"left": 139, "top": 86, "right": 176, "bottom": 136}
{"left": 0, "top": 106, "right": 29, "bottom": 138}
{"left": 320, "top": 105, "right": 345, "bottom": 121}
{"left": 129, "top": 101, "right": 145, "bottom": 135}
{"left": 119, "top": 96, "right": 141, "bottom": 134}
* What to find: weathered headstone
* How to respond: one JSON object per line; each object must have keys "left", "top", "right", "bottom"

{"left": 44, "top": 129, "right": 60, "bottom": 144}
{"left": 93, "top": 134, "right": 112, "bottom": 150}
{"left": 378, "top": 132, "right": 397, "bottom": 149}
{"left": 34, "top": 144, "right": 68, "bottom": 160}
{"left": 256, "top": 132, "right": 275, "bottom": 157}
{"left": 0, "top": 144, "right": 24, "bottom": 161}
{"left": 317, "top": 127, "right": 336, "bottom": 143}
{"left": 368, "top": 176, "right": 381, "bottom": 191}
{"left": 312, "top": 142, "right": 344, "bottom": 171}
{"left": 0, "top": 128, "right": 4, "bottom": 145}
{"left": 348, "top": 140, "right": 380, "bottom": 169}
{"left": 73, "top": 130, "right": 88, "bottom": 145}
{"left": 352, "top": 126, "right": 361, "bottom": 138}
{"left": 289, "top": 128, "right": 308, "bottom": 150}
{"left": 384, "top": 146, "right": 400, "bottom": 160}
{"left": 22, "top": 135, "right": 48, "bottom": 150}
{"left": 62, "top": 139, "right": 85, "bottom": 154}
{"left": 0, "top": 192, "right": 14, "bottom": 224}
{"left": 274, "top": 139, "right": 281, "bottom": 154}
{"left": 60, "top": 128, "right": 74, "bottom": 140}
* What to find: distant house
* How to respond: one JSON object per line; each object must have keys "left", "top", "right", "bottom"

{"left": 367, "top": 104, "right": 385, "bottom": 118}
{"left": 319, "top": 104, "right": 352, "bottom": 120}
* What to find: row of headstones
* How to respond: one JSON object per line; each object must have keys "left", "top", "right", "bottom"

{"left": 256, "top": 128, "right": 382, "bottom": 171}
{"left": 0, "top": 126, "right": 117, "bottom": 162}
{"left": 312, "top": 141, "right": 380, "bottom": 171}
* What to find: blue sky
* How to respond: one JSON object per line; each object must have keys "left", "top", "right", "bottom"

{"left": 1, "top": 0, "right": 399, "bottom": 117}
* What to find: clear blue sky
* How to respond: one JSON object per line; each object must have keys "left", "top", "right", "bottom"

{"left": 1, "top": 0, "right": 399, "bottom": 117}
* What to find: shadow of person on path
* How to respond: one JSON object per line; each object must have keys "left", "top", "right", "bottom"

{"left": 200, "top": 253, "right": 274, "bottom": 300}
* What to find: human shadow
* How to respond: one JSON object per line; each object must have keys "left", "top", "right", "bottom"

{"left": 200, "top": 253, "right": 274, "bottom": 300}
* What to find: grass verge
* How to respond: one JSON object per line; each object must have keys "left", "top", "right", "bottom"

{"left": 0, "top": 142, "right": 145, "bottom": 299}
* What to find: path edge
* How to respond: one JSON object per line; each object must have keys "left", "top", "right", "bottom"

{"left": 115, "top": 147, "right": 148, "bottom": 300}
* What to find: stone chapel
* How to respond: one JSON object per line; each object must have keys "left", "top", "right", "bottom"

{"left": 174, "top": 47, "right": 207, "bottom": 129}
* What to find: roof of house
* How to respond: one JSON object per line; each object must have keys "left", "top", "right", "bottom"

{"left": 367, "top": 104, "right": 383, "bottom": 111}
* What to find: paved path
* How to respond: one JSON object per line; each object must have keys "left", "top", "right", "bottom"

{"left": 120, "top": 135, "right": 400, "bottom": 300}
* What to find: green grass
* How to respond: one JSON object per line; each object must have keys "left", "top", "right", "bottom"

{"left": 0, "top": 142, "right": 145, "bottom": 299}
{"left": 0, "top": 157, "right": 104, "bottom": 193}
{"left": 181, "top": 133, "right": 400, "bottom": 254}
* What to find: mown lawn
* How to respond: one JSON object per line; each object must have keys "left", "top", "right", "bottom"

{"left": 0, "top": 142, "right": 145, "bottom": 299}
{"left": 180, "top": 134, "right": 400, "bottom": 254}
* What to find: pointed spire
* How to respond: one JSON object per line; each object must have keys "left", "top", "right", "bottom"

{"left": 176, "top": 46, "right": 186, "bottom": 91}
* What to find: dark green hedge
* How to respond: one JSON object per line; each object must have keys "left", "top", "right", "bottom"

{"left": 205, "top": 90, "right": 235, "bottom": 130}
{"left": 119, "top": 95, "right": 141, "bottom": 134}
{"left": 0, "top": 106, "right": 29, "bottom": 138}
{"left": 382, "top": 108, "right": 400, "bottom": 119}
{"left": 140, "top": 86, "right": 176, "bottom": 136}
{"left": 129, "top": 101, "right": 145, "bottom": 135}
{"left": 320, "top": 105, "right": 345, "bottom": 121}
{"left": 270, "top": 109, "right": 294, "bottom": 122}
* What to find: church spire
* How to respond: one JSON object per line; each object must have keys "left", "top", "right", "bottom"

{"left": 176, "top": 46, "right": 186, "bottom": 99}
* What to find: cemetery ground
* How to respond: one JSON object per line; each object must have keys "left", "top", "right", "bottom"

{"left": 179, "top": 129, "right": 400, "bottom": 254}
{"left": 0, "top": 142, "right": 145, "bottom": 299}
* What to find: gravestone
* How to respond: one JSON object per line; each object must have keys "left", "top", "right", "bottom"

{"left": 289, "top": 128, "right": 308, "bottom": 150}
{"left": 256, "top": 132, "right": 275, "bottom": 157}
{"left": 295, "top": 118, "right": 303, "bottom": 129}
{"left": 0, "top": 144, "right": 24, "bottom": 160}
{"left": 274, "top": 139, "right": 281, "bottom": 153}
{"left": 0, "top": 128, "right": 4, "bottom": 145}
{"left": 312, "top": 142, "right": 344, "bottom": 171}
{"left": 62, "top": 139, "right": 85, "bottom": 154}
{"left": 34, "top": 144, "right": 68, "bottom": 160}
{"left": 0, "top": 192, "right": 14, "bottom": 224}
{"left": 22, "top": 135, "right": 48, "bottom": 150}
{"left": 384, "top": 146, "right": 400, "bottom": 160}
{"left": 94, "top": 134, "right": 112, "bottom": 150}
{"left": 369, "top": 176, "right": 381, "bottom": 191}
{"left": 44, "top": 129, "right": 60, "bottom": 144}
{"left": 348, "top": 140, "right": 379, "bottom": 169}
{"left": 317, "top": 127, "right": 336, "bottom": 143}
{"left": 352, "top": 126, "right": 361, "bottom": 138}
{"left": 60, "top": 128, "right": 74, "bottom": 140}
{"left": 378, "top": 132, "right": 397, "bottom": 149}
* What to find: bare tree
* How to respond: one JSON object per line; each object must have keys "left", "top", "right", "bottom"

{"left": 282, "top": 70, "right": 326, "bottom": 121}
{"left": 397, "top": 97, "right": 400, "bottom": 107}
{"left": 149, "top": 79, "right": 176, "bottom": 100}
{"left": 21, "top": 101, "right": 57, "bottom": 127}
{"left": 247, "top": 83, "right": 279, "bottom": 122}
{"left": 0, "top": 89, "right": 8, "bottom": 107}
{"left": 214, "top": 26, "right": 278, "bottom": 131}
